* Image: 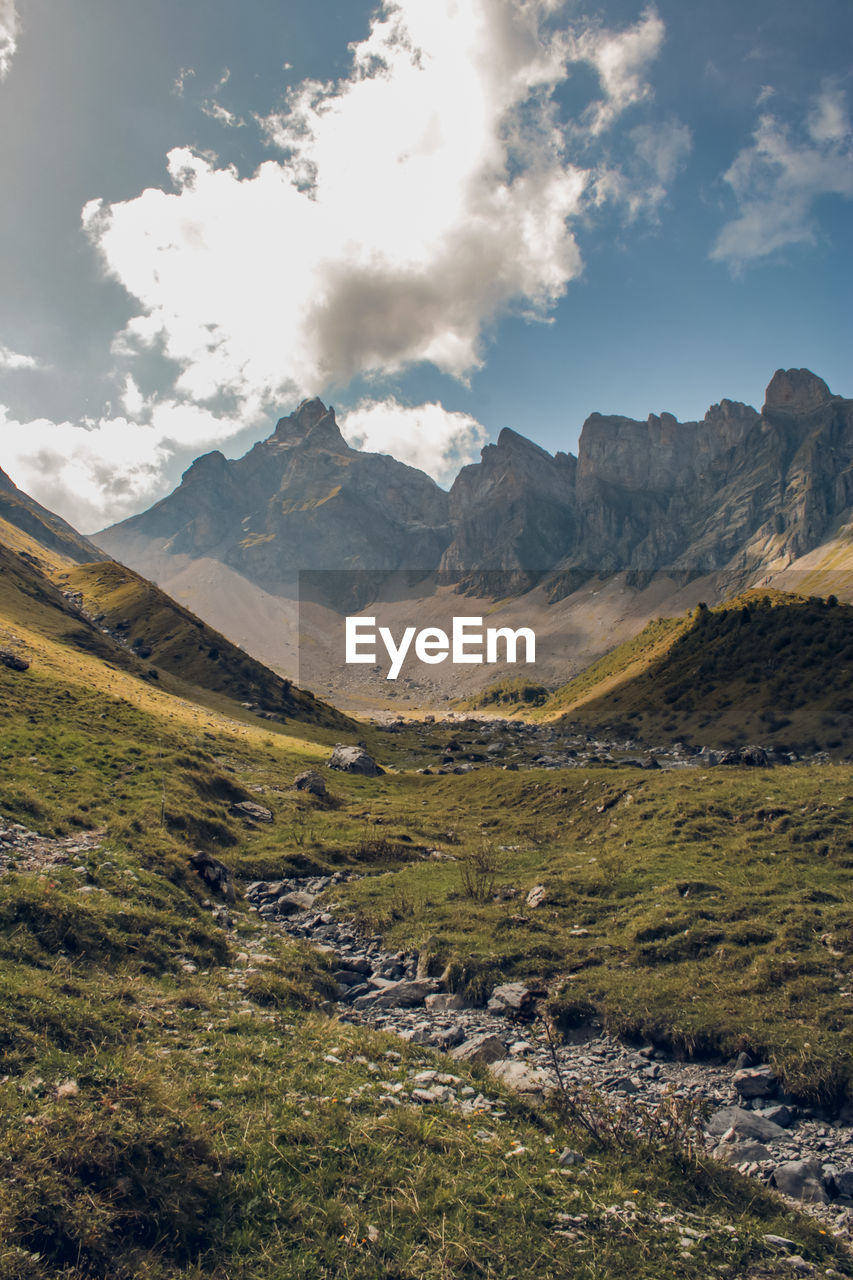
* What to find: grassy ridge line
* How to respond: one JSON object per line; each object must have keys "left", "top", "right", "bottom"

{"left": 0, "top": 480, "right": 109, "bottom": 566}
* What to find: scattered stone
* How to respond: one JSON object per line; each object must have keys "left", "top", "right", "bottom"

{"left": 526, "top": 884, "right": 547, "bottom": 909}
{"left": 327, "top": 745, "right": 384, "bottom": 776}
{"left": 833, "top": 1168, "right": 853, "bottom": 1198}
{"left": 558, "top": 1148, "right": 585, "bottom": 1166}
{"left": 293, "top": 770, "right": 327, "bottom": 797}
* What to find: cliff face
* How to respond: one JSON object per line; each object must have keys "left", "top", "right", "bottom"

{"left": 98, "top": 370, "right": 853, "bottom": 595}
{"left": 102, "top": 398, "right": 452, "bottom": 590}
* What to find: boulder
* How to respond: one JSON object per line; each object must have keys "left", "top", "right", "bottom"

{"left": 489, "top": 1059, "right": 555, "bottom": 1102}
{"left": 526, "top": 884, "right": 547, "bottom": 909}
{"left": 424, "top": 992, "right": 471, "bottom": 1012}
{"left": 771, "top": 1160, "right": 828, "bottom": 1204}
{"left": 188, "top": 850, "right": 235, "bottom": 902}
{"left": 293, "top": 770, "right": 327, "bottom": 797}
{"left": 733, "top": 1066, "right": 777, "bottom": 1099}
{"left": 327, "top": 745, "right": 384, "bottom": 776}
{"left": 231, "top": 800, "right": 274, "bottom": 823}
{"left": 706, "top": 1106, "right": 785, "bottom": 1142}
{"left": 487, "top": 982, "right": 541, "bottom": 1016}
{"left": 0, "top": 649, "right": 29, "bottom": 672}
{"left": 451, "top": 1033, "right": 507, "bottom": 1067}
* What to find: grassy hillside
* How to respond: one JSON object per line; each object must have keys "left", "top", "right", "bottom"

{"left": 65, "top": 559, "right": 351, "bottom": 731}
{"left": 2, "top": 512, "right": 853, "bottom": 1275}
{"left": 499, "top": 591, "right": 853, "bottom": 754}
{"left": 4, "top": 544, "right": 850, "bottom": 1277}
{"left": 0, "top": 468, "right": 109, "bottom": 565}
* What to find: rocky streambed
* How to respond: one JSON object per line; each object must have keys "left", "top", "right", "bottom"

{"left": 247, "top": 872, "right": 853, "bottom": 1246}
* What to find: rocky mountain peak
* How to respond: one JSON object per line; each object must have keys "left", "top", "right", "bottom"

{"left": 495, "top": 427, "right": 553, "bottom": 460}
{"left": 763, "top": 368, "right": 833, "bottom": 415}
{"left": 180, "top": 450, "right": 229, "bottom": 483}
{"left": 272, "top": 397, "right": 347, "bottom": 452}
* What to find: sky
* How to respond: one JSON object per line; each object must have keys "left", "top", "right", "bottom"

{"left": 0, "top": 0, "right": 851, "bottom": 533}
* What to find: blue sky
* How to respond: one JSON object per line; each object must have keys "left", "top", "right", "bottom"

{"left": 0, "top": 0, "right": 850, "bottom": 531}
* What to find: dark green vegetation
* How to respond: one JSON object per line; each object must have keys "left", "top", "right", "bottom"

{"left": 2, "top": 522, "right": 853, "bottom": 1276}
{"left": 517, "top": 592, "right": 853, "bottom": 755}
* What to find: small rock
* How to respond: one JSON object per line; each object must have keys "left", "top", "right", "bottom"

{"left": 526, "top": 884, "right": 547, "bottom": 909}
{"left": 712, "top": 1140, "right": 771, "bottom": 1165}
{"left": 763, "top": 1235, "right": 797, "bottom": 1252}
{"left": 277, "top": 890, "right": 317, "bottom": 913}
{"left": 230, "top": 800, "right": 274, "bottom": 823}
{"left": 188, "top": 851, "right": 236, "bottom": 902}
{"left": 424, "top": 992, "right": 471, "bottom": 1012}
{"left": 558, "top": 1148, "right": 584, "bottom": 1166}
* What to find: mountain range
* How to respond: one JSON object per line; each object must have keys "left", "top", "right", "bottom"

{"left": 87, "top": 367, "right": 853, "bottom": 702}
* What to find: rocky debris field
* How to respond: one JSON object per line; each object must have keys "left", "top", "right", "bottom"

{"left": 0, "top": 820, "right": 103, "bottom": 877}
{"left": 375, "top": 716, "right": 829, "bottom": 774}
{"left": 247, "top": 873, "right": 853, "bottom": 1245}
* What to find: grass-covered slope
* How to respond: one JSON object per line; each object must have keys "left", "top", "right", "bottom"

{"left": 0, "top": 465, "right": 109, "bottom": 565}
{"left": 530, "top": 591, "right": 853, "bottom": 753}
{"left": 65, "top": 559, "right": 351, "bottom": 731}
{"left": 4, "top": 558, "right": 849, "bottom": 1276}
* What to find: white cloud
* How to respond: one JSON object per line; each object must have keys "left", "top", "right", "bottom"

{"left": 0, "top": 399, "right": 252, "bottom": 532}
{"left": 340, "top": 398, "right": 488, "bottom": 486}
{"left": 83, "top": 0, "right": 671, "bottom": 418}
{"left": 592, "top": 119, "right": 691, "bottom": 219}
{"left": 0, "top": 342, "right": 40, "bottom": 371}
{"left": 567, "top": 6, "right": 665, "bottom": 136}
{"left": 174, "top": 66, "right": 195, "bottom": 96}
{"left": 2, "top": 0, "right": 677, "bottom": 530}
{"left": 201, "top": 100, "right": 245, "bottom": 128}
{"left": 0, "top": 0, "right": 18, "bottom": 81}
{"left": 712, "top": 85, "right": 853, "bottom": 268}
